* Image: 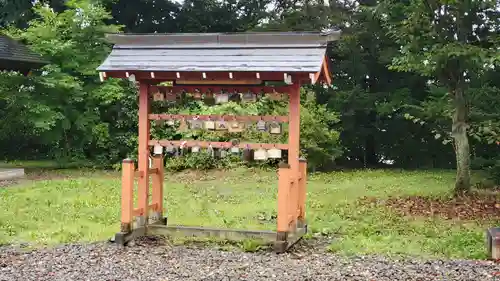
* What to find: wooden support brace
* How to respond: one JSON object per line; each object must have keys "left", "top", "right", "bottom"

{"left": 120, "top": 159, "right": 135, "bottom": 233}
{"left": 133, "top": 203, "right": 160, "bottom": 216}
{"left": 277, "top": 162, "right": 291, "bottom": 233}
{"left": 151, "top": 155, "right": 164, "bottom": 221}
{"left": 134, "top": 168, "right": 159, "bottom": 178}
{"left": 297, "top": 158, "right": 307, "bottom": 227}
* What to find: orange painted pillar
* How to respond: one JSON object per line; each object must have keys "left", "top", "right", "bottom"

{"left": 151, "top": 154, "right": 164, "bottom": 221}
{"left": 277, "top": 162, "right": 291, "bottom": 233}
{"left": 298, "top": 158, "right": 307, "bottom": 227}
{"left": 137, "top": 82, "right": 150, "bottom": 225}
{"left": 120, "top": 159, "right": 135, "bottom": 233}
{"left": 288, "top": 83, "right": 301, "bottom": 229}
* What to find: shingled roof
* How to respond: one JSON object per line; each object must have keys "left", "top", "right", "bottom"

{"left": 97, "top": 31, "right": 340, "bottom": 76}
{"left": 0, "top": 35, "right": 47, "bottom": 72}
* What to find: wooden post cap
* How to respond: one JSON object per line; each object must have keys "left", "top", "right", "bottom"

{"left": 299, "top": 157, "right": 307, "bottom": 162}
{"left": 123, "top": 158, "right": 134, "bottom": 163}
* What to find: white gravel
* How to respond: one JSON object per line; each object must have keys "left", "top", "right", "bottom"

{"left": 1, "top": 238, "right": 499, "bottom": 281}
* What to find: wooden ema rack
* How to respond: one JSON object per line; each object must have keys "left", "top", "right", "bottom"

{"left": 97, "top": 31, "right": 339, "bottom": 253}
{"left": 114, "top": 83, "right": 307, "bottom": 253}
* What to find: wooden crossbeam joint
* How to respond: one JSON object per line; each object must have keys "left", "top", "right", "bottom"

{"left": 133, "top": 203, "right": 160, "bottom": 216}
{"left": 134, "top": 168, "right": 159, "bottom": 178}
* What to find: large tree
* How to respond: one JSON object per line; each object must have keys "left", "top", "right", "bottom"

{"left": 381, "top": 0, "right": 500, "bottom": 193}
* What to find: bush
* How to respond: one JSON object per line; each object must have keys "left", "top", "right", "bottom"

{"left": 472, "top": 156, "right": 500, "bottom": 185}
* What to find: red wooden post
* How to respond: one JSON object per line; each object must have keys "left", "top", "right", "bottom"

{"left": 288, "top": 83, "right": 301, "bottom": 176}
{"left": 298, "top": 158, "right": 307, "bottom": 227}
{"left": 120, "top": 159, "right": 135, "bottom": 233}
{"left": 137, "top": 82, "right": 150, "bottom": 224}
{"left": 288, "top": 83, "right": 301, "bottom": 229}
{"left": 151, "top": 154, "right": 164, "bottom": 221}
{"left": 277, "top": 162, "right": 291, "bottom": 233}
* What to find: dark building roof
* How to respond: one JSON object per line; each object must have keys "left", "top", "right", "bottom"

{"left": 97, "top": 31, "right": 340, "bottom": 73}
{"left": 0, "top": 35, "right": 48, "bottom": 71}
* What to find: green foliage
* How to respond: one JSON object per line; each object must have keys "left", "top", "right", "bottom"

{"left": 1, "top": 0, "right": 138, "bottom": 165}
{"left": 379, "top": 0, "right": 500, "bottom": 191}
{"left": 165, "top": 152, "right": 236, "bottom": 172}
{"left": 1, "top": 0, "right": 499, "bottom": 185}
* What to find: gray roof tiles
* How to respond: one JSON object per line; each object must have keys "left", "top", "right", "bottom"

{"left": 98, "top": 31, "right": 340, "bottom": 73}
{"left": 0, "top": 35, "right": 47, "bottom": 66}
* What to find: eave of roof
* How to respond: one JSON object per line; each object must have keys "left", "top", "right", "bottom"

{"left": 97, "top": 31, "right": 341, "bottom": 85}
{"left": 0, "top": 35, "right": 48, "bottom": 69}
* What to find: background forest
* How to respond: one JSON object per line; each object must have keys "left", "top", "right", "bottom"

{"left": 0, "top": 0, "right": 499, "bottom": 194}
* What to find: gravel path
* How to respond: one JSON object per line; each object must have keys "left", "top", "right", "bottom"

{"left": 1, "top": 238, "right": 499, "bottom": 281}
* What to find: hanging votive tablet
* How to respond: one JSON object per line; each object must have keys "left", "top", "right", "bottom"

{"left": 269, "top": 121, "right": 282, "bottom": 134}
{"left": 193, "top": 90, "right": 202, "bottom": 99}
{"left": 153, "top": 91, "right": 165, "bottom": 101}
{"left": 253, "top": 148, "right": 268, "bottom": 161}
{"left": 207, "top": 146, "right": 215, "bottom": 157}
{"left": 190, "top": 119, "right": 203, "bottom": 130}
{"left": 269, "top": 92, "right": 282, "bottom": 101}
{"left": 257, "top": 120, "right": 267, "bottom": 131}
{"left": 215, "top": 93, "right": 229, "bottom": 104}
{"left": 165, "top": 91, "right": 176, "bottom": 101}
{"left": 231, "top": 146, "right": 240, "bottom": 154}
{"left": 241, "top": 92, "right": 256, "bottom": 103}
{"left": 192, "top": 146, "right": 200, "bottom": 153}
{"left": 267, "top": 148, "right": 282, "bottom": 159}
{"left": 166, "top": 145, "right": 175, "bottom": 153}
{"left": 215, "top": 120, "right": 228, "bottom": 131}
{"left": 228, "top": 121, "right": 244, "bottom": 133}
{"left": 220, "top": 149, "right": 227, "bottom": 158}
{"left": 229, "top": 92, "right": 241, "bottom": 102}
{"left": 178, "top": 119, "right": 188, "bottom": 132}
{"left": 204, "top": 120, "right": 216, "bottom": 130}
{"left": 153, "top": 144, "right": 163, "bottom": 155}
{"left": 166, "top": 119, "right": 175, "bottom": 126}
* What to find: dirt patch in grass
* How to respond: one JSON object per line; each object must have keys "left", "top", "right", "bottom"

{"left": 360, "top": 192, "right": 500, "bottom": 221}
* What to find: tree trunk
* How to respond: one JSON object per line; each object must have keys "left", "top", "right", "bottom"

{"left": 452, "top": 87, "right": 471, "bottom": 195}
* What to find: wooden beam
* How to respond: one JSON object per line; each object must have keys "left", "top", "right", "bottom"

{"left": 102, "top": 71, "right": 310, "bottom": 83}
{"left": 149, "top": 140, "right": 289, "bottom": 150}
{"left": 149, "top": 114, "right": 289, "bottom": 123}
{"left": 150, "top": 85, "right": 293, "bottom": 95}
{"left": 176, "top": 79, "right": 262, "bottom": 85}
{"left": 134, "top": 168, "right": 159, "bottom": 178}
{"left": 133, "top": 203, "right": 160, "bottom": 217}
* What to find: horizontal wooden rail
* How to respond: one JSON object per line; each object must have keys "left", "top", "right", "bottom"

{"left": 151, "top": 85, "right": 292, "bottom": 95}
{"left": 133, "top": 203, "right": 159, "bottom": 216}
{"left": 134, "top": 168, "right": 159, "bottom": 178}
{"left": 149, "top": 114, "right": 288, "bottom": 123}
{"left": 149, "top": 140, "right": 288, "bottom": 150}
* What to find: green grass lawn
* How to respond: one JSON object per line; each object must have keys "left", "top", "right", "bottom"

{"left": 0, "top": 168, "right": 496, "bottom": 259}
